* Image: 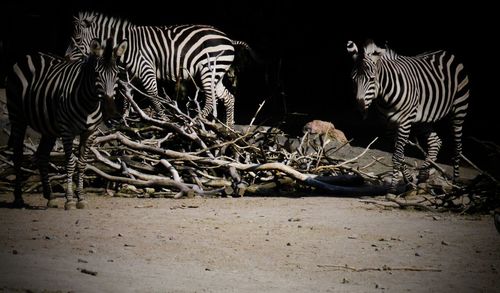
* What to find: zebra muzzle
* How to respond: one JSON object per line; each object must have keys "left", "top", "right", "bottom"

{"left": 102, "top": 95, "right": 120, "bottom": 119}
{"left": 356, "top": 99, "right": 368, "bottom": 119}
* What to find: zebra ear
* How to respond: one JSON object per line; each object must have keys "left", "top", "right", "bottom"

{"left": 370, "top": 46, "right": 386, "bottom": 63}
{"left": 347, "top": 41, "right": 358, "bottom": 61}
{"left": 114, "top": 40, "right": 128, "bottom": 58}
{"left": 373, "top": 46, "right": 385, "bottom": 56}
{"left": 89, "top": 38, "right": 104, "bottom": 57}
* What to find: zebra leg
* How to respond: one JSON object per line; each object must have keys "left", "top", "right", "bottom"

{"left": 151, "top": 96, "right": 167, "bottom": 120}
{"left": 61, "top": 135, "right": 77, "bottom": 210}
{"left": 199, "top": 84, "right": 215, "bottom": 121}
{"left": 75, "top": 131, "right": 97, "bottom": 209}
{"left": 118, "top": 69, "right": 132, "bottom": 123}
{"left": 139, "top": 62, "right": 167, "bottom": 119}
{"left": 118, "top": 85, "right": 131, "bottom": 127}
{"left": 10, "top": 122, "right": 27, "bottom": 208}
{"left": 417, "top": 131, "right": 442, "bottom": 183}
{"left": 218, "top": 82, "right": 236, "bottom": 128}
{"left": 198, "top": 66, "right": 222, "bottom": 122}
{"left": 391, "top": 124, "right": 412, "bottom": 192}
{"left": 199, "top": 95, "right": 214, "bottom": 121}
{"left": 199, "top": 68, "right": 235, "bottom": 127}
{"left": 452, "top": 118, "right": 464, "bottom": 183}
{"left": 36, "top": 135, "right": 58, "bottom": 208}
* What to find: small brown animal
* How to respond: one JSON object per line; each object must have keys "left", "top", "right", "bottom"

{"left": 303, "top": 120, "right": 349, "bottom": 144}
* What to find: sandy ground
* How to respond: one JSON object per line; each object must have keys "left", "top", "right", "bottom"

{"left": 0, "top": 193, "right": 499, "bottom": 293}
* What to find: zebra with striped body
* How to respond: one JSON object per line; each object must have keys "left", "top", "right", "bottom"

{"left": 7, "top": 38, "right": 128, "bottom": 209}
{"left": 347, "top": 40, "right": 470, "bottom": 190}
{"left": 66, "top": 11, "right": 248, "bottom": 127}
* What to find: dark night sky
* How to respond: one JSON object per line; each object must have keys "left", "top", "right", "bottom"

{"left": 1, "top": 1, "right": 498, "bottom": 165}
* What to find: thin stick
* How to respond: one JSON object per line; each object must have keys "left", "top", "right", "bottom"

{"left": 247, "top": 100, "right": 266, "bottom": 131}
{"left": 460, "top": 154, "right": 498, "bottom": 183}
{"left": 314, "top": 137, "right": 378, "bottom": 171}
{"left": 317, "top": 264, "right": 442, "bottom": 272}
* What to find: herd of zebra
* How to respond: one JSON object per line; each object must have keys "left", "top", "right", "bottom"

{"left": 5, "top": 11, "right": 471, "bottom": 209}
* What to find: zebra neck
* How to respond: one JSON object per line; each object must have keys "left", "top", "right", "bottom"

{"left": 375, "top": 61, "right": 420, "bottom": 117}
{"left": 382, "top": 49, "right": 399, "bottom": 60}
{"left": 96, "top": 13, "right": 134, "bottom": 45}
{"left": 76, "top": 59, "right": 101, "bottom": 114}
{"left": 375, "top": 63, "right": 395, "bottom": 102}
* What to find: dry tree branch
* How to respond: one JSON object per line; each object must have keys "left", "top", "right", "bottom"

{"left": 159, "top": 159, "right": 182, "bottom": 183}
{"left": 317, "top": 264, "right": 442, "bottom": 272}
{"left": 85, "top": 164, "right": 207, "bottom": 198}
{"left": 313, "top": 137, "right": 378, "bottom": 172}
{"left": 247, "top": 100, "right": 266, "bottom": 132}
{"left": 384, "top": 195, "right": 442, "bottom": 212}
{"left": 460, "top": 153, "right": 498, "bottom": 184}
{"left": 120, "top": 84, "right": 211, "bottom": 153}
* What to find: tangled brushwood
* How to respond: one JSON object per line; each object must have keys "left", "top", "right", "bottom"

{"left": 0, "top": 82, "right": 498, "bottom": 214}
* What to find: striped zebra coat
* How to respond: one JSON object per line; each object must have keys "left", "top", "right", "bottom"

{"left": 347, "top": 40, "right": 470, "bottom": 190}
{"left": 66, "top": 11, "right": 249, "bottom": 127}
{"left": 7, "top": 38, "right": 128, "bottom": 209}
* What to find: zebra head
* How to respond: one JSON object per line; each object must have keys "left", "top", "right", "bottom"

{"left": 347, "top": 40, "right": 385, "bottom": 118}
{"left": 90, "top": 38, "right": 128, "bottom": 119}
{"left": 65, "top": 12, "right": 98, "bottom": 61}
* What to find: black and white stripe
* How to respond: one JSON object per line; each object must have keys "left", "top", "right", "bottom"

{"left": 347, "top": 40, "right": 470, "bottom": 189}
{"left": 66, "top": 11, "right": 249, "bottom": 127}
{"left": 7, "top": 38, "right": 128, "bottom": 209}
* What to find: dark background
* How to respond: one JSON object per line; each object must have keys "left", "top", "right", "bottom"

{"left": 1, "top": 1, "right": 498, "bottom": 169}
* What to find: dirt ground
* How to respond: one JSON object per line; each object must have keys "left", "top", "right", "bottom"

{"left": 0, "top": 193, "right": 499, "bottom": 293}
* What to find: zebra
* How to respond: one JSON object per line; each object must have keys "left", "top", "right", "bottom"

{"left": 66, "top": 11, "right": 251, "bottom": 127}
{"left": 7, "top": 38, "right": 128, "bottom": 209}
{"left": 346, "top": 39, "right": 470, "bottom": 191}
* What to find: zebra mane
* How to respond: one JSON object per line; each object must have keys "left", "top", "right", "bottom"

{"left": 362, "top": 39, "right": 399, "bottom": 60}
{"left": 170, "top": 24, "right": 216, "bottom": 28}
{"left": 382, "top": 43, "right": 398, "bottom": 60}
{"left": 76, "top": 11, "right": 133, "bottom": 28}
{"left": 102, "top": 38, "right": 114, "bottom": 62}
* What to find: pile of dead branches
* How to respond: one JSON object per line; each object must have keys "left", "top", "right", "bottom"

{"left": 80, "top": 82, "right": 391, "bottom": 199}
{"left": 0, "top": 83, "right": 498, "bottom": 213}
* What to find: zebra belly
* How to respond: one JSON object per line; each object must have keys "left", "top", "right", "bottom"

{"left": 21, "top": 94, "right": 61, "bottom": 137}
{"left": 415, "top": 101, "right": 452, "bottom": 123}
{"left": 56, "top": 113, "right": 102, "bottom": 137}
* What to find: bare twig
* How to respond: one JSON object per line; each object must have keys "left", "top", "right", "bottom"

{"left": 460, "top": 153, "right": 498, "bottom": 184}
{"left": 313, "top": 137, "right": 379, "bottom": 172}
{"left": 317, "top": 264, "right": 442, "bottom": 272}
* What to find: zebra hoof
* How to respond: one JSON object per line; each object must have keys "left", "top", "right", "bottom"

{"left": 76, "top": 199, "right": 88, "bottom": 209}
{"left": 417, "top": 175, "right": 429, "bottom": 185}
{"left": 404, "top": 175, "right": 416, "bottom": 185}
{"left": 494, "top": 209, "right": 500, "bottom": 234}
{"left": 64, "top": 200, "right": 77, "bottom": 210}
{"left": 388, "top": 183, "right": 410, "bottom": 195}
{"left": 12, "top": 198, "right": 26, "bottom": 209}
{"left": 46, "top": 199, "right": 59, "bottom": 208}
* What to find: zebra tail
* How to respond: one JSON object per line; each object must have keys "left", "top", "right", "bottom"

{"left": 231, "top": 40, "right": 250, "bottom": 50}
{"left": 231, "top": 39, "right": 262, "bottom": 63}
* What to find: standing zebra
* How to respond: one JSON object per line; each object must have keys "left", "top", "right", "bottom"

{"left": 347, "top": 40, "right": 470, "bottom": 191}
{"left": 66, "top": 11, "right": 250, "bottom": 127}
{"left": 7, "top": 38, "right": 128, "bottom": 209}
